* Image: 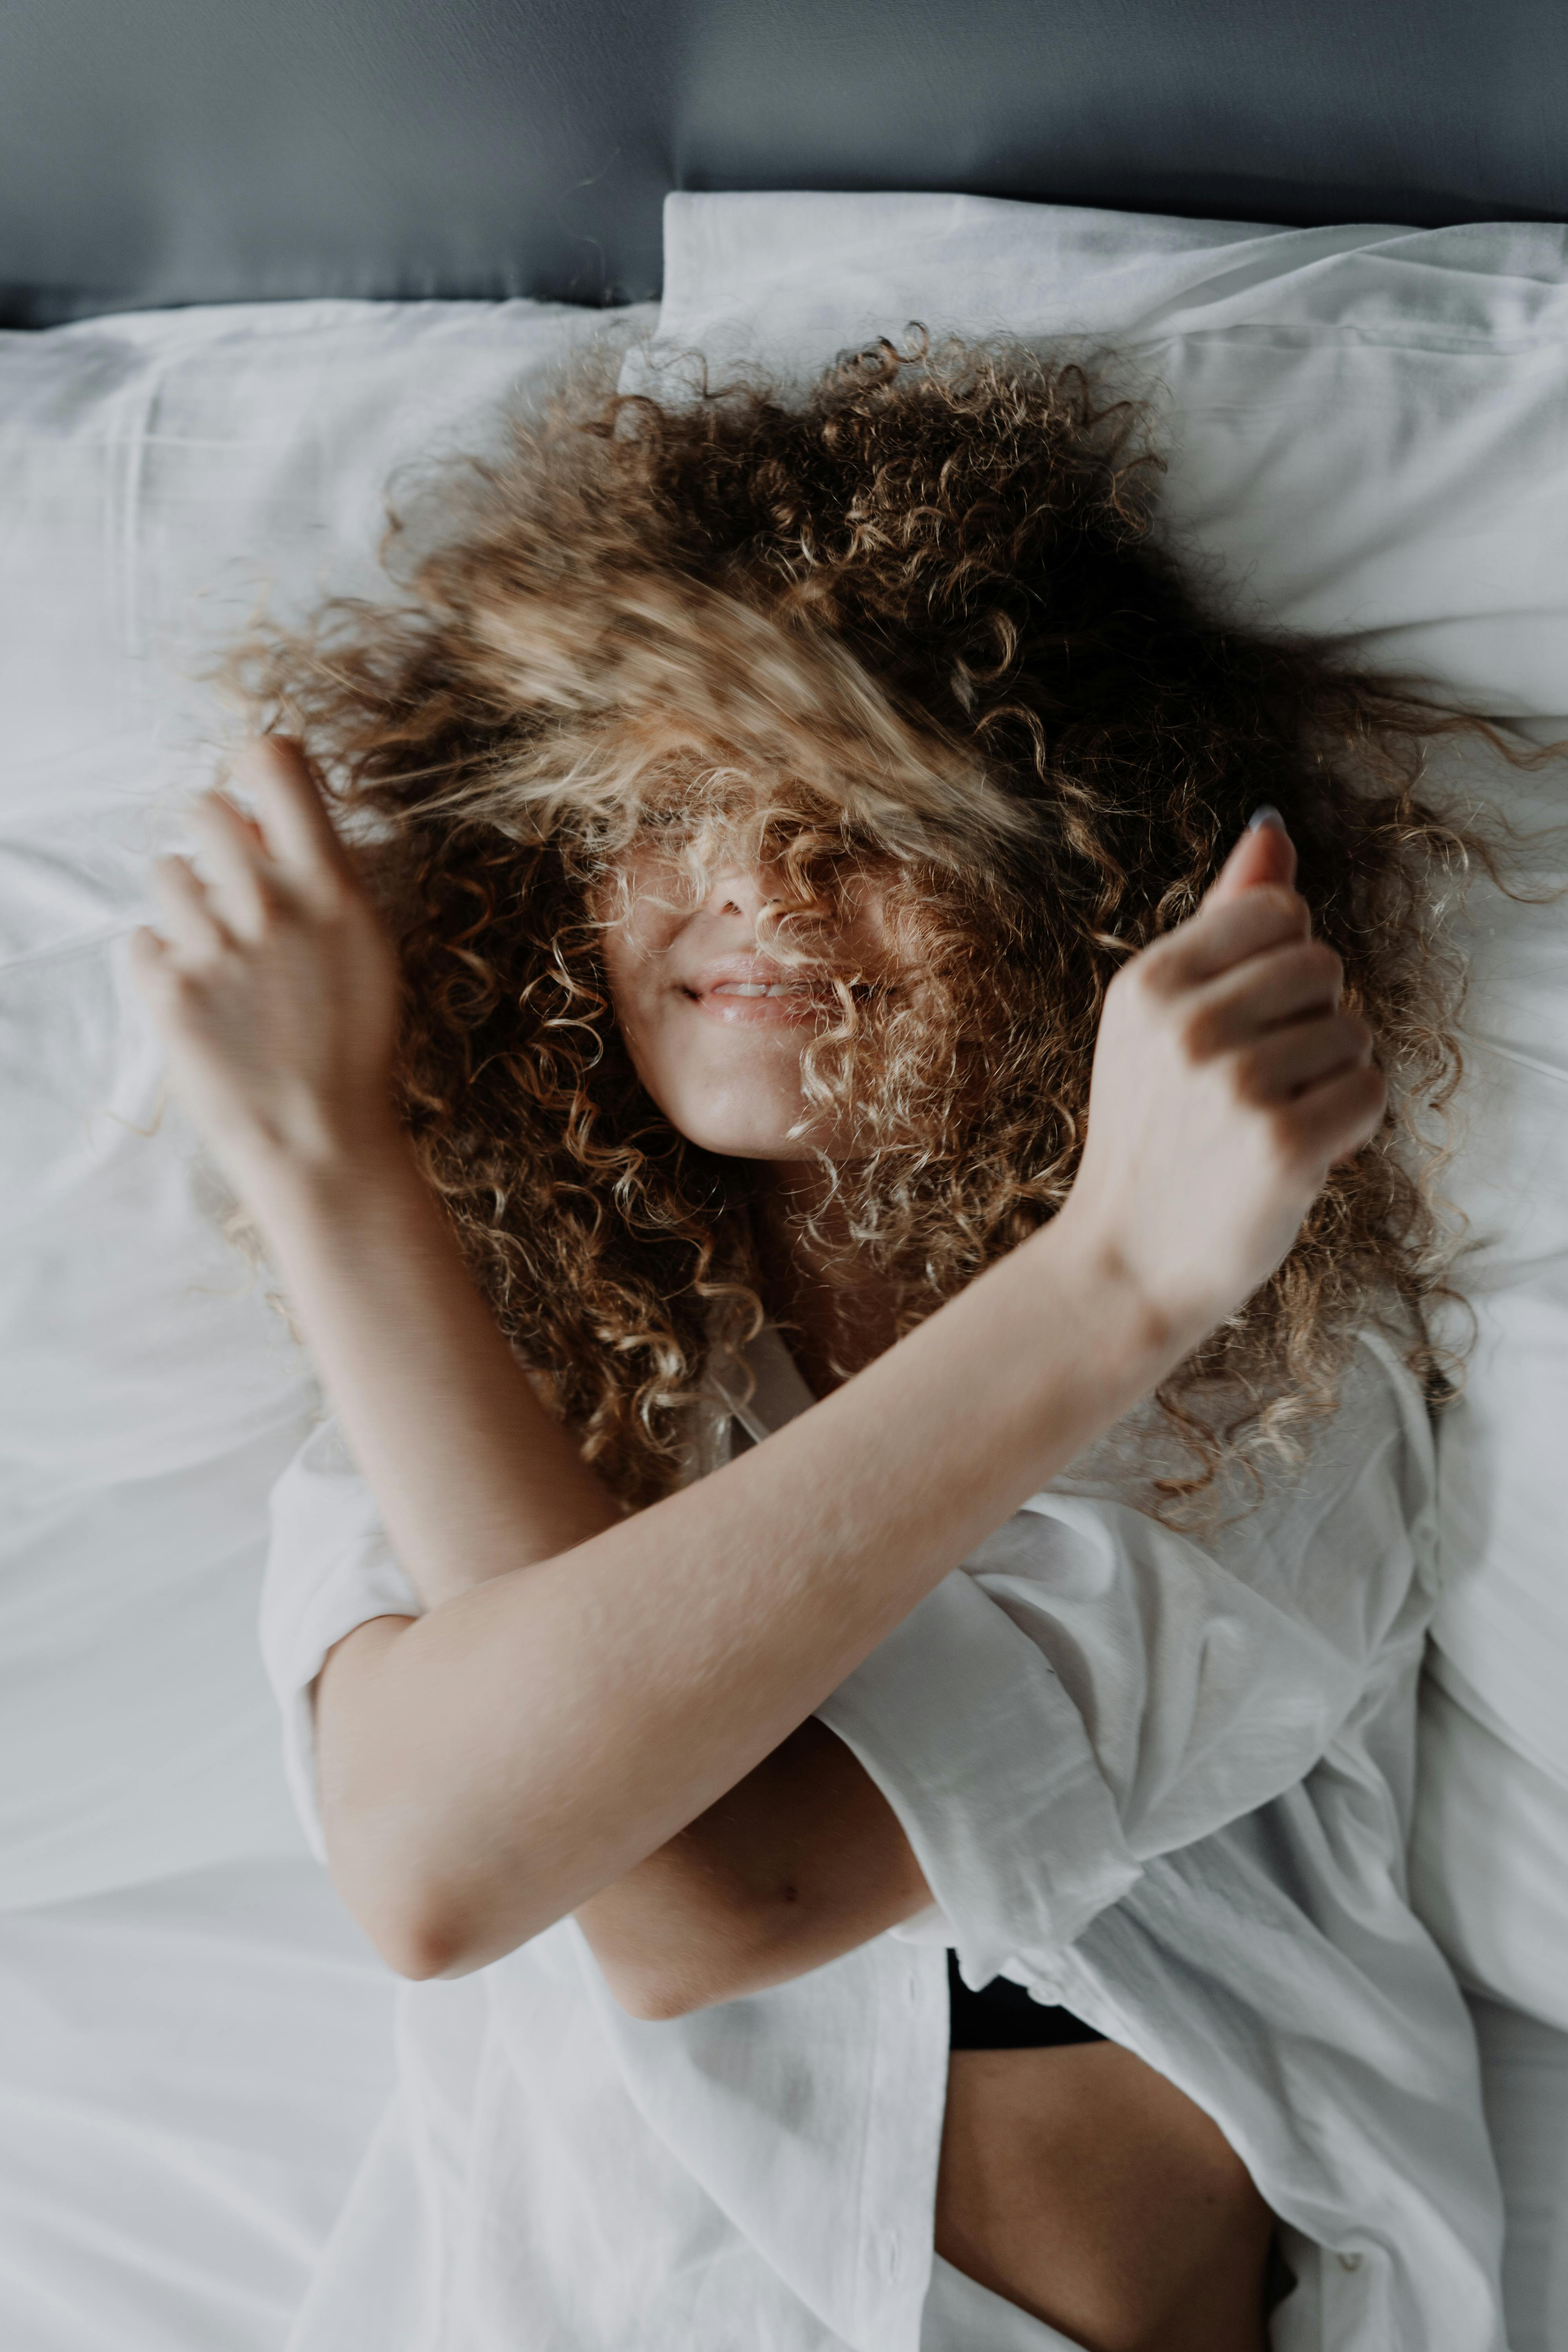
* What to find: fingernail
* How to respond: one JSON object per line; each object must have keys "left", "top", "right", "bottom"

{"left": 1247, "top": 804, "right": 1287, "bottom": 834}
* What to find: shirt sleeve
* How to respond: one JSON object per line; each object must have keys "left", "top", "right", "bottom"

{"left": 258, "top": 1412, "right": 424, "bottom": 1862}
{"left": 816, "top": 1330, "right": 1440, "bottom": 1987}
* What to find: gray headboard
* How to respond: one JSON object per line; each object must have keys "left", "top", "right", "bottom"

{"left": 2, "top": 0, "right": 1561, "bottom": 327}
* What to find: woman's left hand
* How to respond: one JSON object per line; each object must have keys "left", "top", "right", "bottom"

{"left": 129, "top": 737, "right": 405, "bottom": 1196}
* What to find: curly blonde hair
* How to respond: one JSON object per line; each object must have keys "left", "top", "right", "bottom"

{"left": 223, "top": 334, "right": 1525, "bottom": 1513}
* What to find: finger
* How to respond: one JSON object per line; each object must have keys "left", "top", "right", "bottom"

{"left": 212, "top": 793, "right": 270, "bottom": 850}
{"left": 1204, "top": 808, "right": 1298, "bottom": 909}
{"left": 1287, "top": 1061, "right": 1388, "bottom": 1171}
{"left": 1159, "top": 881, "right": 1311, "bottom": 989}
{"left": 1191, "top": 938, "right": 1343, "bottom": 1046}
{"left": 147, "top": 854, "right": 236, "bottom": 960}
{"left": 187, "top": 791, "right": 286, "bottom": 939}
{"left": 1241, "top": 1009, "right": 1372, "bottom": 1105}
{"left": 231, "top": 737, "right": 354, "bottom": 886}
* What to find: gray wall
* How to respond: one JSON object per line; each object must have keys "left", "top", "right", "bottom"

{"left": 2, "top": 0, "right": 1563, "bottom": 323}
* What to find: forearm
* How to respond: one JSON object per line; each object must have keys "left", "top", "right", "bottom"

{"left": 575, "top": 1720, "right": 933, "bottom": 2019}
{"left": 280, "top": 1141, "right": 1175, "bottom": 1974}
{"left": 249, "top": 1133, "right": 619, "bottom": 1607}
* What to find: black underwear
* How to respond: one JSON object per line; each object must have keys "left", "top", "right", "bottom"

{"left": 946, "top": 1950, "right": 1107, "bottom": 2049}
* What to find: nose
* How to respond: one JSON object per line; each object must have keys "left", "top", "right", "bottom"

{"left": 702, "top": 863, "right": 784, "bottom": 926}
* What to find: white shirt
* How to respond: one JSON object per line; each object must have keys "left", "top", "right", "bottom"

{"left": 260, "top": 1325, "right": 1508, "bottom": 2352}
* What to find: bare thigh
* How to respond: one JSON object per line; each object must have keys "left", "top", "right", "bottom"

{"left": 935, "top": 2041, "right": 1275, "bottom": 2352}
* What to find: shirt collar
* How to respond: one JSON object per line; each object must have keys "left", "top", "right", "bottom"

{"left": 706, "top": 1323, "right": 817, "bottom": 1446}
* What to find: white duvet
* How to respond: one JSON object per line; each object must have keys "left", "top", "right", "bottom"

{"left": 2, "top": 196, "right": 1565, "bottom": 2349}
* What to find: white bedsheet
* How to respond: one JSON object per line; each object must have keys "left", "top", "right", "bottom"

{"left": 1470, "top": 1995, "right": 1568, "bottom": 2350}
{"left": 5, "top": 194, "right": 1568, "bottom": 2350}
{"left": 0, "top": 1859, "right": 395, "bottom": 2352}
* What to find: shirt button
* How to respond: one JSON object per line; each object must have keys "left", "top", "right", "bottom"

{"left": 1339, "top": 2252, "right": 1363, "bottom": 2273}
{"left": 906, "top": 1973, "right": 921, "bottom": 2007}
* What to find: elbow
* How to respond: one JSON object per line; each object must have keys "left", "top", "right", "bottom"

{"left": 328, "top": 1850, "right": 511, "bottom": 1984}
{"left": 598, "top": 1962, "right": 713, "bottom": 2023}
{"left": 585, "top": 1900, "right": 799, "bottom": 2023}
{"left": 376, "top": 1893, "right": 727, "bottom": 2009}
{"left": 363, "top": 1898, "right": 484, "bottom": 1984}
{"left": 381, "top": 1920, "right": 474, "bottom": 1984}
{"left": 319, "top": 1791, "right": 557, "bottom": 1985}
{"left": 321, "top": 1802, "right": 554, "bottom": 1980}
{"left": 601, "top": 1960, "right": 717, "bottom": 2024}
{"left": 628, "top": 1984, "right": 708, "bottom": 2023}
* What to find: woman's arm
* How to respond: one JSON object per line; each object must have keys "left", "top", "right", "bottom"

{"left": 272, "top": 1134, "right": 1164, "bottom": 1977}
{"left": 573, "top": 1719, "right": 931, "bottom": 2019}
{"left": 132, "top": 742, "right": 1381, "bottom": 1978}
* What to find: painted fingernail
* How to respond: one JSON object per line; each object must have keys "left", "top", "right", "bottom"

{"left": 1247, "top": 805, "right": 1287, "bottom": 833}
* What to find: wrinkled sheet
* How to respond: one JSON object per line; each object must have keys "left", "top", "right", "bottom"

{"left": 0, "top": 1861, "right": 395, "bottom": 2352}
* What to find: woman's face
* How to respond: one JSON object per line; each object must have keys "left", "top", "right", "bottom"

{"left": 598, "top": 844, "right": 889, "bottom": 1162}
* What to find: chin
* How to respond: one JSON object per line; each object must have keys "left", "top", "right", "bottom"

{"left": 686, "top": 1123, "right": 813, "bottom": 1163}
{"left": 651, "top": 1074, "right": 804, "bottom": 1163}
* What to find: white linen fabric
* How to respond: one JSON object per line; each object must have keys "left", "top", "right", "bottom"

{"left": 1467, "top": 1995, "right": 1568, "bottom": 2352}
{"left": 1416, "top": 1678, "right": 1568, "bottom": 2038}
{"left": 1407, "top": 745, "right": 1568, "bottom": 2029}
{"left": 258, "top": 1323, "right": 1506, "bottom": 2352}
{"left": 0, "top": 1857, "right": 397, "bottom": 2352}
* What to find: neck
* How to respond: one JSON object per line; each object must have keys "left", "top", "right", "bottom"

{"left": 752, "top": 1162, "right": 898, "bottom": 1396}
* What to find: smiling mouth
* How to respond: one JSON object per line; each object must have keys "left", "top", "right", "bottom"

{"left": 709, "top": 980, "right": 835, "bottom": 999}
{"left": 686, "top": 975, "right": 867, "bottom": 1025}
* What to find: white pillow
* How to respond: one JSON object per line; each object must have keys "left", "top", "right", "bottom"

{"left": 641, "top": 192, "right": 1568, "bottom": 2018}
{"left": 642, "top": 192, "right": 1568, "bottom": 722}
{"left": 0, "top": 297, "right": 650, "bottom": 1909}
{"left": 1413, "top": 738, "right": 1568, "bottom": 2029}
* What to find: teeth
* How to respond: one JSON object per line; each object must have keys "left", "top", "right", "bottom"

{"left": 712, "top": 981, "right": 815, "bottom": 998}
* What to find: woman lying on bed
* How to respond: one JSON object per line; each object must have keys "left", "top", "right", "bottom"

{"left": 132, "top": 342, "right": 1510, "bottom": 2352}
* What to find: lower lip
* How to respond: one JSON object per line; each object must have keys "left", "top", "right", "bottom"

{"left": 686, "top": 987, "right": 840, "bottom": 1028}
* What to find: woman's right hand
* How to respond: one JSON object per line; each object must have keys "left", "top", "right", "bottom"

{"left": 129, "top": 738, "right": 407, "bottom": 1203}
{"left": 1062, "top": 814, "right": 1385, "bottom": 1353}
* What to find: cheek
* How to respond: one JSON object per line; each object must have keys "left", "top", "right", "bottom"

{"left": 599, "top": 925, "right": 673, "bottom": 1080}
{"left": 598, "top": 946, "right": 685, "bottom": 1105}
